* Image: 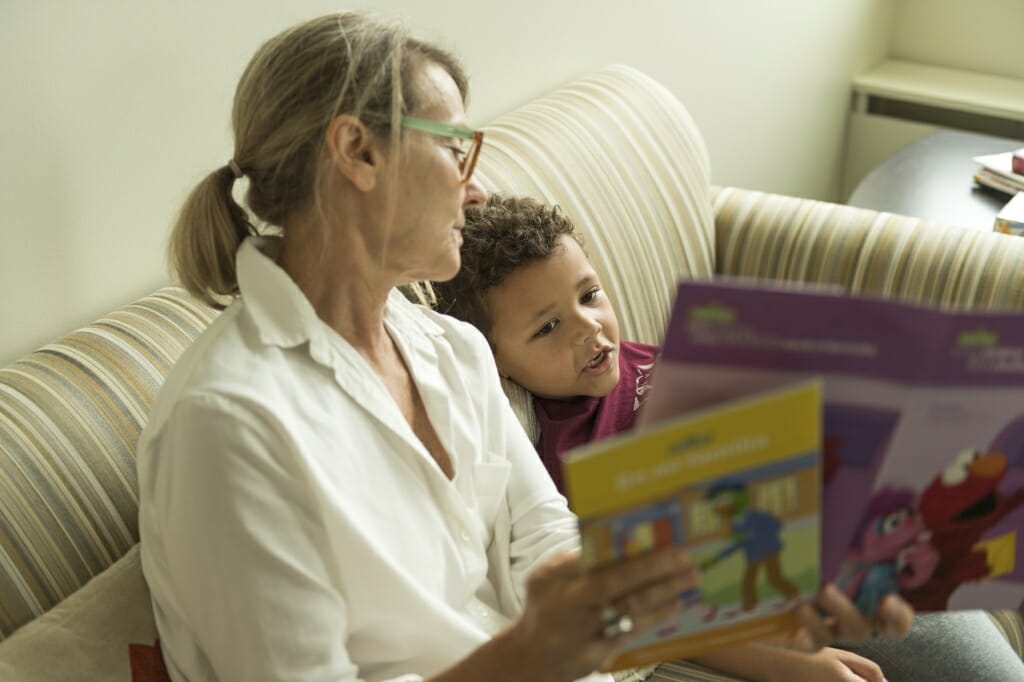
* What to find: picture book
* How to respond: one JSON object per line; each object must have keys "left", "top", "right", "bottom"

{"left": 640, "top": 278, "right": 1024, "bottom": 616}
{"left": 562, "top": 380, "right": 822, "bottom": 670}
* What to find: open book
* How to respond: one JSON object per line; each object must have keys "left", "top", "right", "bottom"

{"left": 641, "top": 279, "right": 1024, "bottom": 617}
{"left": 562, "top": 380, "right": 823, "bottom": 669}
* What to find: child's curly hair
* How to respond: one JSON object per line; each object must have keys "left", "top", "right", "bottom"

{"left": 432, "top": 193, "right": 583, "bottom": 339}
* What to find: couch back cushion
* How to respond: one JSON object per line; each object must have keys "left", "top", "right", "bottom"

{"left": 712, "top": 186, "right": 1024, "bottom": 309}
{"left": 475, "top": 64, "right": 716, "bottom": 344}
{"left": 0, "top": 287, "right": 217, "bottom": 639}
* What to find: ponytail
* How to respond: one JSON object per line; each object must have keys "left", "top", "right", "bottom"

{"left": 168, "top": 165, "right": 254, "bottom": 308}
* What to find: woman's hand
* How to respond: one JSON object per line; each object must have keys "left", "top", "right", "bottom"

{"left": 509, "top": 546, "right": 698, "bottom": 682}
{"left": 791, "top": 584, "right": 914, "bottom": 650}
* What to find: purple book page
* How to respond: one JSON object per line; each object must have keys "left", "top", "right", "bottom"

{"left": 660, "top": 279, "right": 1024, "bottom": 387}
{"left": 643, "top": 279, "right": 1024, "bottom": 611}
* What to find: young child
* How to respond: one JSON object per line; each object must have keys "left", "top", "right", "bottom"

{"left": 432, "top": 193, "right": 658, "bottom": 493}
{"left": 432, "top": 193, "right": 890, "bottom": 682}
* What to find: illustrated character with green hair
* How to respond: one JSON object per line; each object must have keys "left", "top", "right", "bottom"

{"left": 703, "top": 480, "right": 800, "bottom": 612}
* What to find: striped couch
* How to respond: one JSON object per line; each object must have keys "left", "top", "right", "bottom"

{"left": 0, "top": 65, "right": 1021, "bottom": 681}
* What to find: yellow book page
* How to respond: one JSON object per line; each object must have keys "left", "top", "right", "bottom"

{"left": 565, "top": 381, "right": 821, "bottom": 519}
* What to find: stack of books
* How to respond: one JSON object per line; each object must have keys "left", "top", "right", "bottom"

{"left": 973, "top": 148, "right": 1024, "bottom": 196}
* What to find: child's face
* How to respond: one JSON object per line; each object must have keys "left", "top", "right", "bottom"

{"left": 486, "top": 235, "right": 621, "bottom": 400}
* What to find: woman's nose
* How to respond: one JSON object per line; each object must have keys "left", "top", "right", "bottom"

{"left": 463, "top": 176, "right": 488, "bottom": 208}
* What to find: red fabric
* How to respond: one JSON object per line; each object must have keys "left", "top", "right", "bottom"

{"left": 533, "top": 341, "right": 659, "bottom": 492}
{"left": 130, "top": 639, "right": 172, "bottom": 682}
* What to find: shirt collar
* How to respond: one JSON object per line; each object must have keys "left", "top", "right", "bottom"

{"left": 235, "top": 236, "right": 444, "bottom": 353}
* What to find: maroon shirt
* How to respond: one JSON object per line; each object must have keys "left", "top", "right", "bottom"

{"left": 533, "top": 341, "right": 659, "bottom": 493}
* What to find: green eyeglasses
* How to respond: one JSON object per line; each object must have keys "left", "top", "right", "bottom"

{"left": 401, "top": 116, "right": 484, "bottom": 183}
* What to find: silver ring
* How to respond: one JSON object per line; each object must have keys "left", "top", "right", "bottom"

{"left": 599, "top": 605, "right": 634, "bottom": 639}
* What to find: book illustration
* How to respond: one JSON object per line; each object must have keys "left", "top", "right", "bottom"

{"left": 565, "top": 381, "right": 821, "bottom": 669}
{"left": 643, "top": 278, "right": 1024, "bottom": 614}
{"left": 905, "top": 447, "right": 1024, "bottom": 610}
{"left": 838, "top": 446, "right": 1024, "bottom": 613}
{"left": 701, "top": 480, "right": 801, "bottom": 613}
{"left": 835, "top": 487, "right": 940, "bottom": 617}
{"left": 819, "top": 404, "right": 901, "bottom": 580}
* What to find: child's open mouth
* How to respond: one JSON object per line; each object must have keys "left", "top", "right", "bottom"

{"left": 583, "top": 348, "right": 614, "bottom": 374}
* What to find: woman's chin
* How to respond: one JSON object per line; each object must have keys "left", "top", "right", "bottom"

{"left": 431, "top": 260, "right": 462, "bottom": 283}
{"left": 406, "top": 255, "right": 461, "bottom": 285}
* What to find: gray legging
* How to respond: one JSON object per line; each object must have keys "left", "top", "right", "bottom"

{"left": 840, "top": 611, "right": 1024, "bottom": 682}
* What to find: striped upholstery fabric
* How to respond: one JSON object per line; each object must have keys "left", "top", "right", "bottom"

{"left": 712, "top": 186, "right": 1024, "bottom": 308}
{"left": 0, "top": 287, "right": 217, "bottom": 639}
{"left": 474, "top": 64, "right": 716, "bottom": 442}
{"left": 989, "top": 610, "right": 1024, "bottom": 660}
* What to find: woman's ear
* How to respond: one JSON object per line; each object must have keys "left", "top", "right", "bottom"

{"left": 325, "top": 114, "right": 380, "bottom": 192}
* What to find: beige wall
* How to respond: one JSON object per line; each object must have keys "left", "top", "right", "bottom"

{"left": 891, "top": 0, "right": 1024, "bottom": 80}
{"left": 0, "top": 1, "right": 896, "bottom": 363}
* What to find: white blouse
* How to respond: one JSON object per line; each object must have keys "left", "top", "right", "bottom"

{"left": 137, "top": 238, "right": 610, "bottom": 682}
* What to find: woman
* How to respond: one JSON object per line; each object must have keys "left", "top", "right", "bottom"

{"left": 137, "top": 12, "right": 913, "bottom": 682}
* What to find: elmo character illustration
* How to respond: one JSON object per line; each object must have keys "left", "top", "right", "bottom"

{"left": 904, "top": 449, "right": 1024, "bottom": 610}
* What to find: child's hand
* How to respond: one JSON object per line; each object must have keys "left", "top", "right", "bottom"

{"left": 688, "top": 641, "right": 886, "bottom": 682}
{"left": 791, "top": 584, "right": 914, "bottom": 650}
{"left": 791, "top": 647, "right": 886, "bottom": 682}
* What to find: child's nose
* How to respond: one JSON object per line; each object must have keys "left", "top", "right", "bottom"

{"left": 573, "top": 314, "right": 602, "bottom": 345}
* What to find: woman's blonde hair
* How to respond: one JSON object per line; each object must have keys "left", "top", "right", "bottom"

{"left": 168, "top": 12, "right": 468, "bottom": 308}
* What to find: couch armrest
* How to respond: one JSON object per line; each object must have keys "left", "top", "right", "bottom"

{"left": 0, "top": 286, "right": 217, "bottom": 640}
{"left": 988, "top": 611, "right": 1024, "bottom": 663}
{"left": 0, "top": 544, "right": 156, "bottom": 681}
{"left": 711, "top": 186, "right": 1024, "bottom": 310}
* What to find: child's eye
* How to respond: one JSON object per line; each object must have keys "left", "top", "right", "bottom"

{"left": 534, "top": 319, "right": 558, "bottom": 338}
{"left": 445, "top": 144, "right": 467, "bottom": 161}
{"left": 581, "top": 287, "right": 601, "bottom": 304}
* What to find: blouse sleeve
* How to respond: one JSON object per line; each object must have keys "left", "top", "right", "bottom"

{"left": 490, "top": 372, "right": 581, "bottom": 605}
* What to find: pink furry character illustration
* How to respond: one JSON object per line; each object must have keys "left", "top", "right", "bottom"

{"left": 904, "top": 449, "right": 1024, "bottom": 611}
{"left": 837, "top": 488, "right": 939, "bottom": 616}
